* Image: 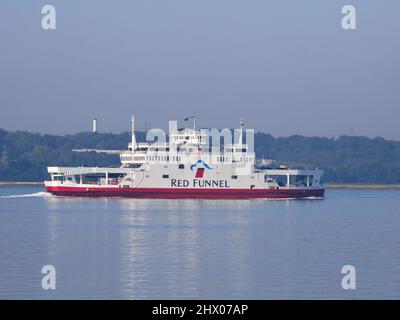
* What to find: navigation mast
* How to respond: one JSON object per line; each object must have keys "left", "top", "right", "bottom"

{"left": 131, "top": 115, "right": 137, "bottom": 152}
{"left": 239, "top": 116, "right": 244, "bottom": 146}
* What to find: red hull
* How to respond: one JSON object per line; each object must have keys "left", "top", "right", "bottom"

{"left": 45, "top": 186, "right": 325, "bottom": 199}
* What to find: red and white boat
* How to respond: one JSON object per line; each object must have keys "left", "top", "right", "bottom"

{"left": 45, "top": 116, "right": 324, "bottom": 199}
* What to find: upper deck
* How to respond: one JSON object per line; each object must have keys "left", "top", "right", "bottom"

{"left": 119, "top": 117, "right": 254, "bottom": 166}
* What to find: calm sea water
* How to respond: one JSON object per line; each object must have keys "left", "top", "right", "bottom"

{"left": 0, "top": 186, "right": 399, "bottom": 299}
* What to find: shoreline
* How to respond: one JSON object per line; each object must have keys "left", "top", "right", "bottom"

{"left": 326, "top": 183, "right": 400, "bottom": 190}
{"left": 0, "top": 182, "right": 44, "bottom": 186}
{"left": 1, "top": 181, "right": 400, "bottom": 190}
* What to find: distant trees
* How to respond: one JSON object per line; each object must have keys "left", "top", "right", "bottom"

{"left": 0, "top": 128, "right": 399, "bottom": 183}
{"left": 254, "top": 133, "right": 400, "bottom": 183}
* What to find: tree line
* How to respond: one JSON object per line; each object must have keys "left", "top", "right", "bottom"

{"left": 0, "top": 128, "right": 399, "bottom": 183}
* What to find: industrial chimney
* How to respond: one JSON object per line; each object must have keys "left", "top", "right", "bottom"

{"left": 92, "top": 118, "right": 97, "bottom": 133}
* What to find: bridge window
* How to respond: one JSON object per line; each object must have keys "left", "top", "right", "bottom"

{"left": 179, "top": 164, "right": 185, "bottom": 169}
{"left": 162, "top": 174, "right": 169, "bottom": 179}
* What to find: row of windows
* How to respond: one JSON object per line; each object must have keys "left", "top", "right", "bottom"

{"left": 225, "top": 148, "right": 248, "bottom": 153}
{"left": 217, "top": 157, "right": 253, "bottom": 163}
{"left": 149, "top": 148, "right": 169, "bottom": 151}
{"left": 147, "top": 156, "right": 182, "bottom": 161}
{"left": 123, "top": 155, "right": 184, "bottom": 162}
{"left": 162, "top": 173, "right": 240, "bottom": 179}
{"left": 122, "top": 155, "right": 255, "bottom": 163}
{"left": 174, "top": 136, "right": 206, "bottom": 142}
{"left": 122, "top": 155, "right": 253, "bottom": 163}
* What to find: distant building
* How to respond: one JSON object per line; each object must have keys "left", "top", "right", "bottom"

{"left": 93, "top": 119, "right": 98, "bottom": 133}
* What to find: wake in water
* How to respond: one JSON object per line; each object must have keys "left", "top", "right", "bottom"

{"left": 0, "top": 192, "right": 52, "bottom": 199}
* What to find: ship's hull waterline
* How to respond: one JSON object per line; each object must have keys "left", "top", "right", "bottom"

{"left": 45, "top": 186, "right": 325, "bottom": 199}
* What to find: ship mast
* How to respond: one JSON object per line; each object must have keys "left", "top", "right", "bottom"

{"left": 131, "top": 115, "right": 137, "bottom": 153}
{"left": 239, "top": 116, "right": 244, "bottom": 146}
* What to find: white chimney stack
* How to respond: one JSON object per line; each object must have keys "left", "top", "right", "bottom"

{"left": 92, "top": 118, "right": 97, "bottom": 133}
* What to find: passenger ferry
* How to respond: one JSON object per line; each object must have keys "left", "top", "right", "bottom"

{"left": 44, "top": 116, "right": 324, "bottom": 199}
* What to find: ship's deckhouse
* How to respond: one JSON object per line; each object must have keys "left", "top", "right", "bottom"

{"left": 120, "top": 124, "right": 255, "bottom": 168}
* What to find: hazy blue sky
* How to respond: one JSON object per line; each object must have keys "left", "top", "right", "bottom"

{"left": 0, "top": 1, "right": 399, "bottom": 138}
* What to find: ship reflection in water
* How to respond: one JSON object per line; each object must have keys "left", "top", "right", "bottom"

{"left": 1, "top": 187, "right": 400, "bottom": 299}
{"left": 117, "top": 199, "right": 253, "bottom": 299}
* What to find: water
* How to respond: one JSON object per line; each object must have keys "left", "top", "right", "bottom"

{"left": 0, "top": 186, "right": 400, "bottom": 299}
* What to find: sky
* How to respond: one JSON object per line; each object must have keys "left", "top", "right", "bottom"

{"left": 0, "top": 0, "right": 399, "bottom": 139}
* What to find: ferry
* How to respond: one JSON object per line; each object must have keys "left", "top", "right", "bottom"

{"left": 44, "top": 116, "right": 325, "bottom": 199}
